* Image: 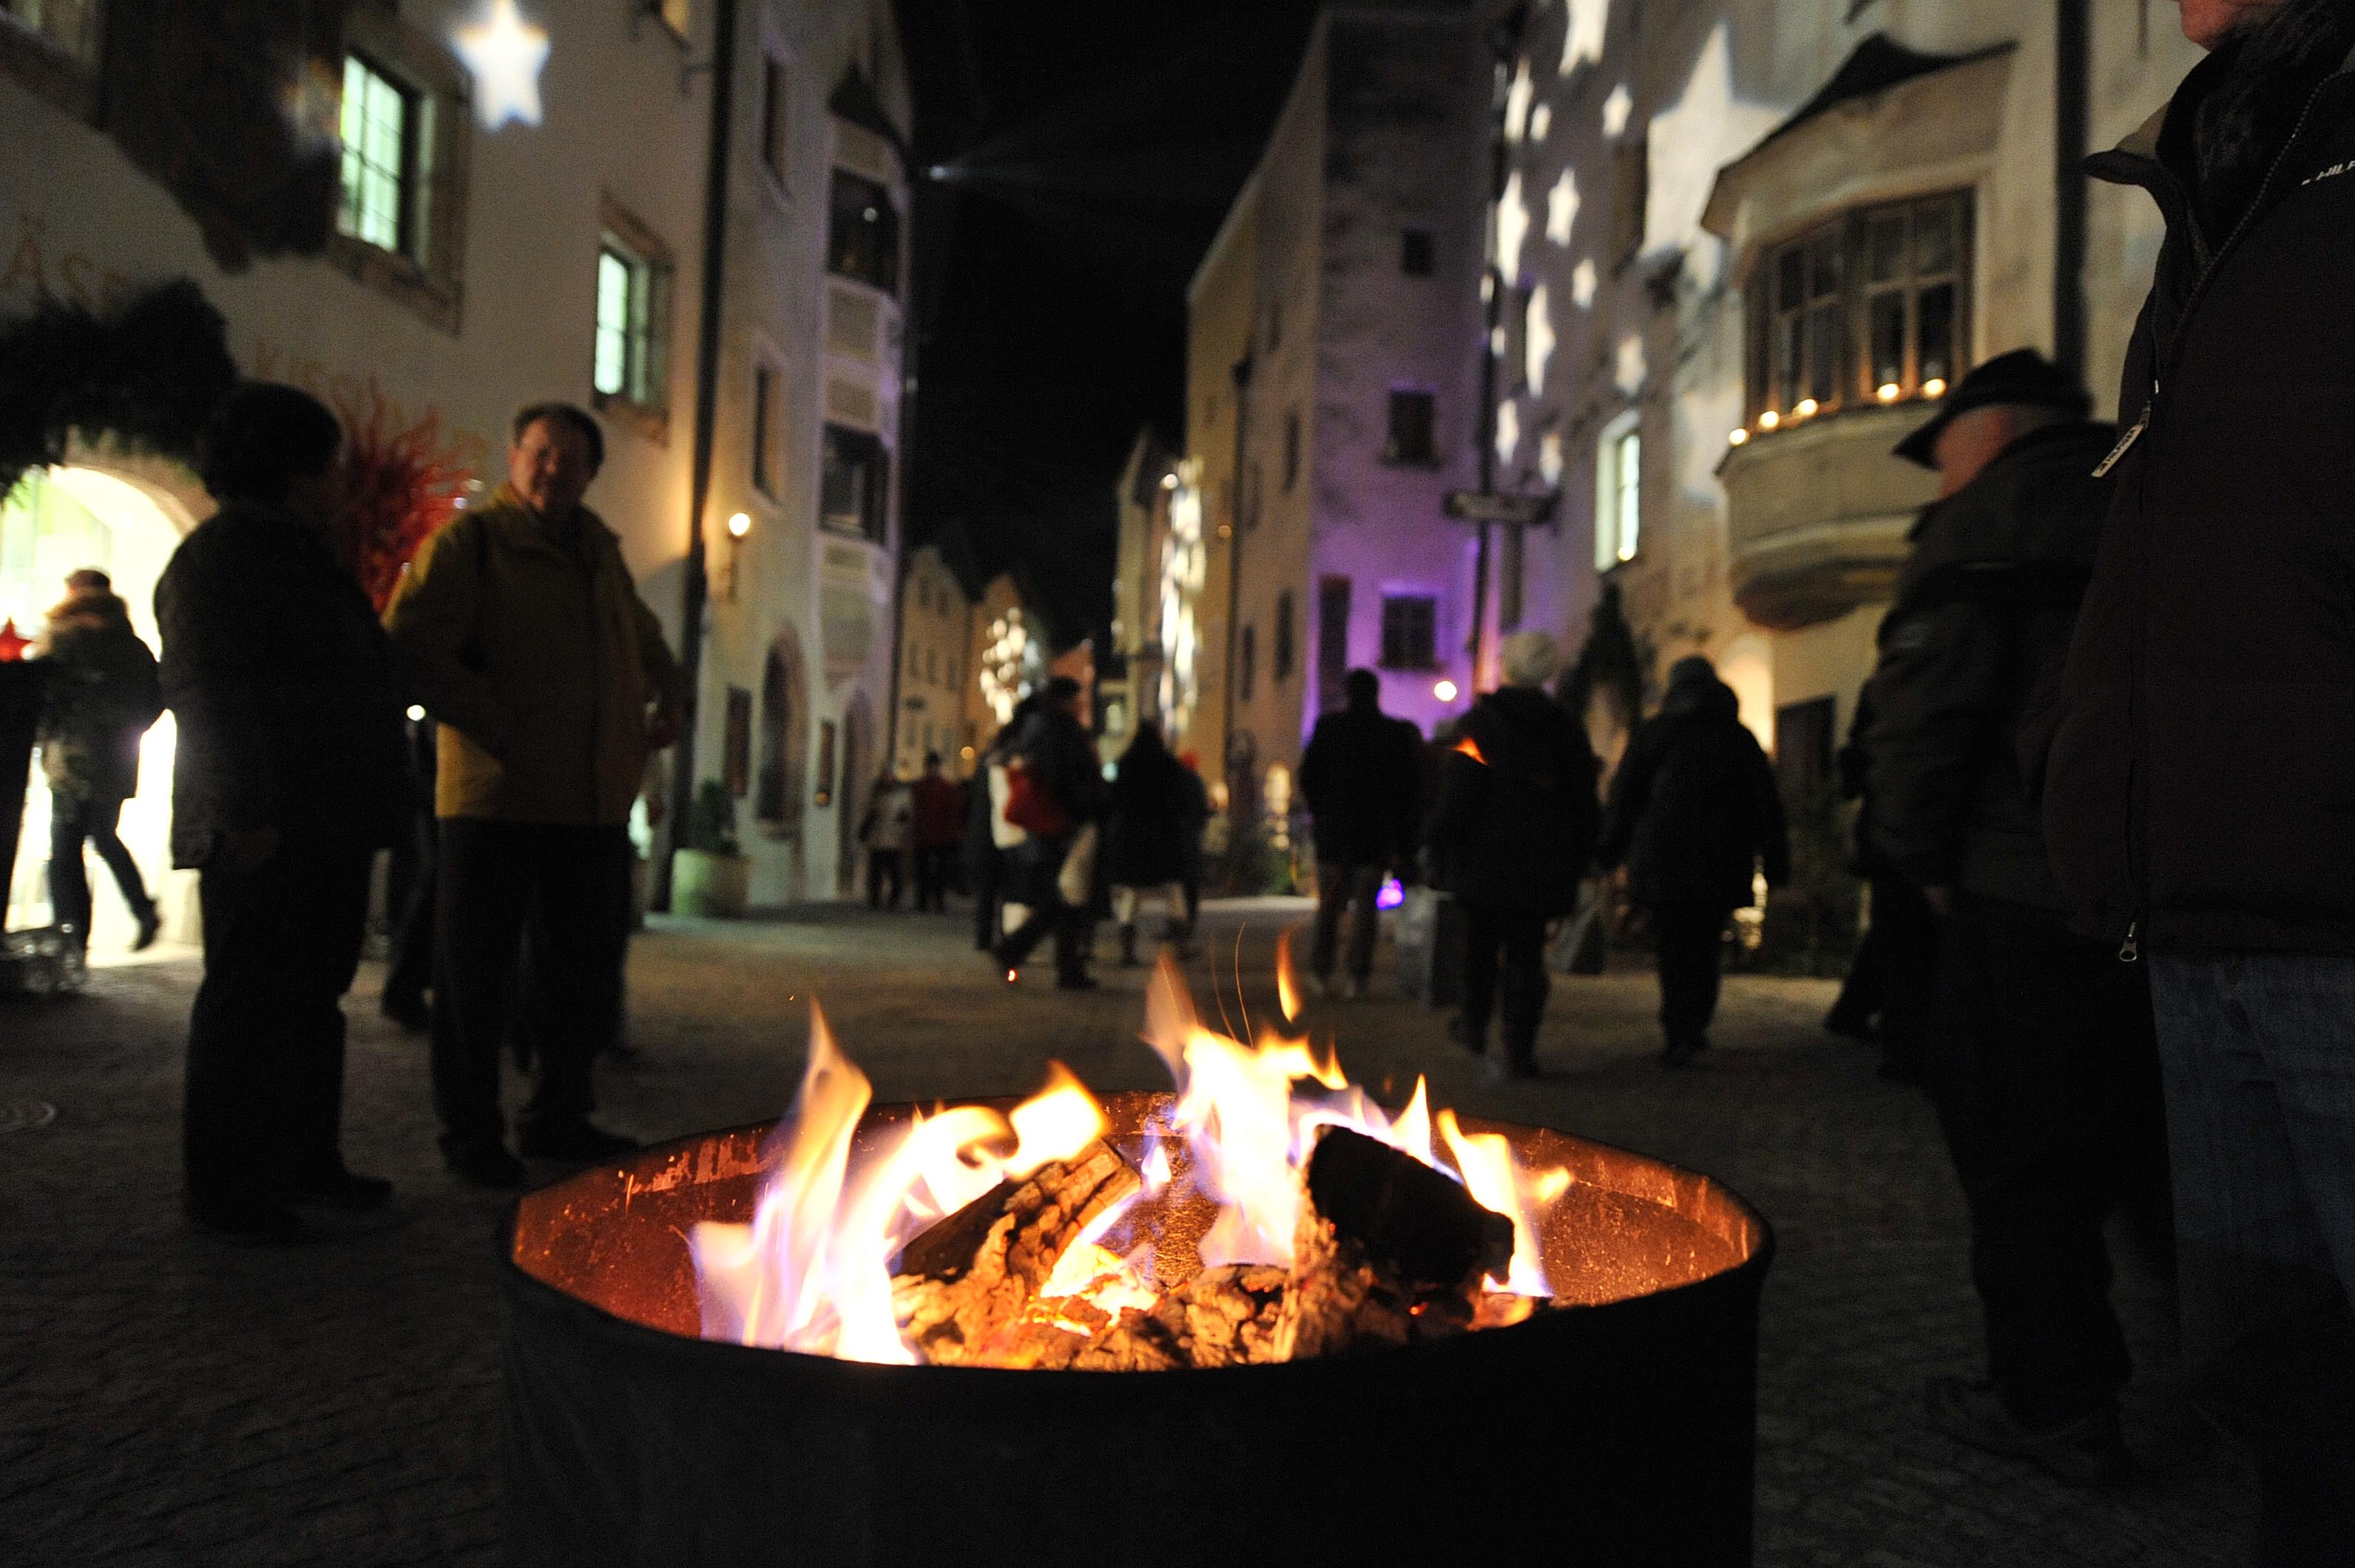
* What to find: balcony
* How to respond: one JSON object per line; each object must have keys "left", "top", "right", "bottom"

{"left": 1717, "top": 402, "right": 1937, "bottom": 632}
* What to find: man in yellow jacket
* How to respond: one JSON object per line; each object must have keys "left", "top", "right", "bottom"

{"left": 385, "top": 403, "right": 683, "bottom": 1186}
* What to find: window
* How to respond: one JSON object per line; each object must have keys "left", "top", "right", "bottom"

{"left": 1239, "top": 625, "right": 1256, "bottom": 702}
{"left": 2, "top": 0, "right": 98, "bottom": 61}
{"left": 1500, "top": 524, "right": 1525, "bottom": 630}
{"left": 1282, "top": 410, "right": 1301, "bottom": 492}
{"left": 1746, "top": 192, "right": 1972, "bottom": 425}
{"left": 1402, "top": 229, "right": 1435, "bottom": 277}
{"left": 820, "top": 424, "right": 888, "bottom": 542}
{"left": 1609, "top": 132, "right": 1649, "bottom": 268}
{"left": 751, "top": 359, "right": 781, "bottom": 498}
{"left": 1274, "top": 591, "right": 1295, "bottom": 683}
{"left": 595, "top": 242, "right": 660, "bottom": 404}
{"left": 814, "top": 719, "right": 837, "bottom": 808}
{"left": 1595, "top": 417, "right": 1641, "bottom": 569}
{"left": 1385, "top": 390, "right": 1437, "bottom": 466}
{"left": 827, "top": 168, "right": 900, "bottom": 295}
{"left": 724, "top": 686, "right": 754, "bottom": 797}
{"left": 1380, "top": 595, "right": 1438, "bottom": 671}
{"left": 760, "top": 54, "right": 790, "bottom": 184}
{"left": 339, "top": 56, "right": 419, "bottom": 257}
{"left": 1317, "top": 575, "right": 1352, "bottom": 706}
{"left": 1774, "top": 697, "right": 1837, "bottom": 805}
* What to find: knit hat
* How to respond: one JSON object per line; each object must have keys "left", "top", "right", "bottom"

{"left": 1500, "top": 631, "right": 1563, "bottom": 689}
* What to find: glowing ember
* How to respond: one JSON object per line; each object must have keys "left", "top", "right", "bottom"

{"left": 695, "top": 956, "right": 1576, "bottom": 1366}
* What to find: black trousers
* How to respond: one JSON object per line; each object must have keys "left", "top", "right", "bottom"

{"left": 970, "top": 849, "right": 1002, "bottom": 949}
{"left": 1926, "top": 894, "right": 2174, "bottom": 1425}
{"left": 183, "top": 840, "right": 374, "bottom": 1206}
{"left": 382, "top": 805, "right": 437, "bottom": 1012}
{"left": 1459, "top": 902, "right": 1551, "bottom": 1064}
{"left": 47, "top": 789, "right": 152, "bottom": 947}
{"left": 866, "top": 848, "right": 905, "bottom": 910}
{"left": 913, "top": 845, "right": 953, "bottom": 912}
{"left": 1832, "top": 875, "right": 1939, "bottom": 1071}
{"left": 1654, "top": 902, "right": 1732, "bottom": 1050}
{"left": 996, "top": 837, "right": 1089, "bottom": 980}
{"left": 430, "top": 820, "right": 631, "bottom": 1151}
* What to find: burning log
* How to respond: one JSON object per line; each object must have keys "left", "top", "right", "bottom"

{"left": 1075, "top": 1265, "right": 1291, "bottom": 1371}
{"left": 892, "top": 1140, "right": 1141, "bottom": 1367}
{"left": 1273, "top": 1127, "right": 1518, "bottom": 1359}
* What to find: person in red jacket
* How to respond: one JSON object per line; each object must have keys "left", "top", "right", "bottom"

{"left": 908, "top": 751, "right": 962, "bottom": 913}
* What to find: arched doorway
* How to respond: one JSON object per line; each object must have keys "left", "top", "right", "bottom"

{"left": 3, "top": 464, "right": 198, "bottom": 953}
{"left": 835, "top": 695, "right": 872, "bottom": 897}
{"left": 754, "top": 629, "right": 808, "bottom": 839}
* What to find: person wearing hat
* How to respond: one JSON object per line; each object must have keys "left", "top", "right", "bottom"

{"left": 1864, "top": 348, "right": 2171, "bottom": 1486}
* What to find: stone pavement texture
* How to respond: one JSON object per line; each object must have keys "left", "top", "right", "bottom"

{"left": 1, "top": 899, "right": 2254, "bottom": 1566}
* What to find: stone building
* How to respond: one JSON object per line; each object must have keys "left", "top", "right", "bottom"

{"left": 1195, "top": 0, "right": 1512, "bottom": 850}
{"left": 0, "top": 0, "right": 913, "bottom": 936}
{"left": 1496, "top": 0, "right": 2200, "bottom": 794}
{"left": 891, "top": 541, "right": 973, "bottom": 778}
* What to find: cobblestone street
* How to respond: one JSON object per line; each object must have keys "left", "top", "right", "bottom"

{"left": 2, "top": 899, "right": 2253, "bottom": 1566}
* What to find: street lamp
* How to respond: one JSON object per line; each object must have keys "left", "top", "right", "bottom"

{"left": 723, "top": 510, "right": 750, "bottom": 601}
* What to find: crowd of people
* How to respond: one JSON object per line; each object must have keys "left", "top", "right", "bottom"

{"left": 4, "top": 1, "right": 2344, "bottom": 1552}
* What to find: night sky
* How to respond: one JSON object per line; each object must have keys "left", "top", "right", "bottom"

{"left": 896, "top": 0, "right": 1324, "bottom": 650}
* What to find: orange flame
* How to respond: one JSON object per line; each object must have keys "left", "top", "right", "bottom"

{"left": 1453, "top": 734, "right": 1487, "bottom": 765}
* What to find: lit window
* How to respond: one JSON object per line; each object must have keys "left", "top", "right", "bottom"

{"left": 1379, "top": 595, "right": 1438, "bottom": 671}
{"left": 827, "top": 169, "right": 899, "bottom": 295}
{"left": 1595, "top": 417, "right": 1641, "bottom": 569}
{"left": 339, "top": 56, "right": 416, "bottom": 256}
{"left": 594, "top": 247, "right": 646, "bottom": 399}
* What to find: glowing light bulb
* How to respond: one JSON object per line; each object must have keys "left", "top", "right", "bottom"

{"left": 1160, "top": 473, "right": 1178, "bottom": 490}
{"left": 1877, "top": 382, "right": 1902, "bottom": 404}
{"left": 1923, "top": 377, "right": 1948, "bottom": 399}
{"left": 406, "top": 705, "right": 426, "bottom": 723}
{"left": 1728, "top": 428, "right": 1750, "bottom": 447}
{"left": 1757, "top": 410, "right": 1780, "bottom": 431}
{"left": 1434, "top": 679, "right": 1459, "bottom": 703}
{"left": 727, "top": 511, "right": 751, "bottom": 538}
{"left": 1794, "top": 398, "right": 1819, "bottom": 419}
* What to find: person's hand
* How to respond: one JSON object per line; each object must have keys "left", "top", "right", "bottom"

{"left": 646, "top": 699, "right": 683, "bottom": 751}
{"left": 1924, "top": 885, "right": 1956, "bottom": 918}
{"left": 216, "top": 826, "right": 281, "bottom": 873}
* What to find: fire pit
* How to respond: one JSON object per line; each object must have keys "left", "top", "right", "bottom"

{"left": 502, "top": 960, "right": 1771, "bottom": 1566}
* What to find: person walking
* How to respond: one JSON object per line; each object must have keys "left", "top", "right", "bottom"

{"left": 859, "top": 768, "right": 912, "bottom": 910}
{"left": 158, "top": 382, "right": 410, "bottom": 1242}
{"left": 1868, "top": 349, "right": 2172, "bottom": 1487}
{"left": 1104, "top": 719, "right": 1193, "bottom": 965}
{"left": 990, "top": 676, "right": 1104, "bottom": 990}
{"left": 1425, "top": 634, "right": 1598, "bottom": 1078}
{"left": 2035, "top": 0, "right": 2355, "bottom": 1550}
{"left": 35, "top": 568, "right": 162, "bottom": 956}
{"left": 384, "top": 402, "right": 683, "bottom": 1188}
{"left": 909, "top": 751, "right": 962, "bottom": 913}
{"left": 1598, "top": 655, "right": 1788, "bottom": 1067}
{"left": 1174, "top": 749, "right": 1210, "bottom": 947}
{"left": 1298, "top": 668, "right": 1422, "bottom": 998}
{"left": 1822, "top": 687, "right": 1937, "bottom": 1084}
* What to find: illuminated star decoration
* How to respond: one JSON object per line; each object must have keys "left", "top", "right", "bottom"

{"left": 1572, "top": 258, "right": 1599, "bottom": 309}
{"left": 1525, "top": 283, "right": 1555, "bottom": 394}
{"left": 1539, "top": 430, "right": 1565, "bottom": 487}
{"left": 1642, "top": 23, "right": 1780, "bottom": 275}
{"left": 452, "top": 0, "right": 550, "bottom": 130}
{"left": 1561, "top": 0, "right": 1607, "bottom": 75}
{"left": 1602, "top": 83, "right": 1634, "bottom": 138}
{"left": 1615, "top": 334, "right": 1648, "bottom": 396}
{"left": 1496, "top": 169, "right": 1530, "bottom": 283}
{"left": 1546, "top": 167, "right": 1580, "bottom": 246}
{"left": 1496, "top": 399, "right": 1521, "bottom": 464}
{"left": 1504, "top": 59, "right": 1534, "bottom": 143}
{"left": 1529, "top": 103, "right": 1552, "bottom": 142}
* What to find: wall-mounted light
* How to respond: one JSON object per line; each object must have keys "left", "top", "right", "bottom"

{"left": 723, "top": 511, "right": 751, "bottom": 601}
{"left": 1757, "top": 410, "right": 1780, "bottom": 431}
{"left": 1922, "top": 377, "right": 1948, "bottom": 399}
{"left": 1434, "top": 678, "right": 1460, "bottom": 703}
{"left": 1727, "top": 428, "right": 1750, "bottom": 447}
{"left": 1792, "top": 398, "right": 1819, "bottom": 420}
{"left": 1876, "top": 382, "right": 1902, "bottom": 404}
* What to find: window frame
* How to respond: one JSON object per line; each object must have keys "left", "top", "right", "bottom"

{"left": 1743, "top": 189, "right": 1974, "bottom": 428}
{"left": 590, "top": 195, "right": 676, "bottom": 441}
{"left": 1273, "top": 589, "right": 1295, "bottom": 684}
{"left": 751, "top": 355, "right": 783, "bottom": 500}
{"left": 826, "top": 166, "right": 902, "bottom": 297}
{"left": 1384, "top": 388, "right": 1439, "bottom": 467}
{"left": 325, "top": 7, "right": 471, "bottom": 335}
{"left": 820, "top": 422, "right": 889, "bottom": 544}
{"left": 759, "top": 50, "right": 791, "bottom": 192}
{"left": 1401, "top": 228, "right": 1435, "bottom": 277}
{"left": 1379, "top": 594, "right": 1439, "bottom": 672}
{"left": 337, "top": 53, "right": 421, "bottom": 260}
{"left": 1594, "top": 411, "right": 1642, "bottom": 570}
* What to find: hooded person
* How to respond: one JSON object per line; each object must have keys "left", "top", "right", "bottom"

{"left": 35, "top": 568, "right": 163, "bottom": 954}
{"left": 1424, "top": 632, "right": 1600, "bottom": 1078}
{"left": 1299, "top": 667, "right": 1423, "bottom": 998}
{"left": 1598, "top": 655, "right": 1788, "bottom": 1067}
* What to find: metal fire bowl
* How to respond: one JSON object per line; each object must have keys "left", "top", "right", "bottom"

{"left": 502, "top": 1091, "right": 1773, "bottom": 1568}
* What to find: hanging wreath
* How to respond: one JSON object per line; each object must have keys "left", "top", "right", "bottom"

{"left": 334, "top": 385, "right": 476, "bottom": 612}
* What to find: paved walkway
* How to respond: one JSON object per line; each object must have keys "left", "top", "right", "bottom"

{"left": 1, "top": 900, "right": 2253, "bottom": 1565}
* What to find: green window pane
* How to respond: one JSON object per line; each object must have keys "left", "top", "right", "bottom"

{"left": 595, "top": 251, "right": 632, "bottom": 396}
{"left": 336, "top": 57, "right": 408, "bottom": 253}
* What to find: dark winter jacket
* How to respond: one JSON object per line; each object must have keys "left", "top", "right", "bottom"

{"left": 1425, "top": 686, "right": 1600, "bottom": 915}
{"left": 36, "top": 590, "right": 161, "bottom": 804}
{"left": 1600, "top": 669, "right": 1789, "bottom": 911}
{"left": 1104, "top": 737, "right": 1195, "bottom": 888}
{"left": 1007, "top": 700, "right": 1105, "bottom": 834}
{"left": 1866, "top": 422, "right": 2116, "bottom": 912}
{"left": 155, "top": 501, "right": 411, "bottom": 867}
{"left": 2037, "top": 41, "right": 2355, "bottom": 956}
{"left": 1299, "top": 705, "right": 1423, "bottom": 868}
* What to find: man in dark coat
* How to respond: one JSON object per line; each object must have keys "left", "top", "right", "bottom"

{"left": 1299, "top": 668, "right": 1421, "bottom": 998}
{"left": 992, "top": 676, "right": 1105, "bottom": 990}
{"left": 1425, "top": 634, "right": 1599, "bottom": 1078}
{"left": 157, "top": 382, "right": 411, "bottom": 1243}
{"left": 1599, "top": 655, "right": 1788, "bottom": 1067}
{"left": 36, "top": 568, "right": 162, "bottom": 955}
{"left": 1104, "top": 719, "right": 1192, "bottom": 964}
{"left": 909, "top": 751, "right": 962, "bottom": 914}
{"left": 2034, "top": 0, "right": 2355, "bottom": 1548}
{"left": 1868, "top": 349, "right": 2171, "bottom": 1487}
{"left": 1823, "top": 686, "right": 1936, "bottom": 1083}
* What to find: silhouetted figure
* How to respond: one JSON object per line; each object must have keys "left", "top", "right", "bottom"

{"left": 1425, "top": 635, "right": 1598, "bottom": 1078}
{"left": 1599, "top": 656, "right": 1788, "bottom": 1068}
{"left": 1824, "top": 688, "right": 1936, "bottom": 1083}
{"left": 385, "top": 402, "right": 683, "bottom": 1189}
{"left": 158, "top": 382, "right": 410, "bottom": 1243}
{"left": 990, "top": 677, "right": 1104, "bottom": 990}
{"left": 909, "top": 751, "right": 961, "bottom": 913}
{"left": 379, "top": 712, "right": 438, "bottom": 1032}
{"left": 1104, "top": 720, "right": 1193, "bottom": 964}
{"left": 36, "top": 568, "right": 161, "bottom": 956}
{"left": 1300, "top": 668, "right": 1421, "bottom": 998}
{"left": 859, "top": 769, "right": 912, "bottom": 910}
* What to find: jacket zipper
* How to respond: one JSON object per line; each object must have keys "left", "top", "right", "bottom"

{"left": 2105, "top": 72, "right": 2342, "bottom": 962}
